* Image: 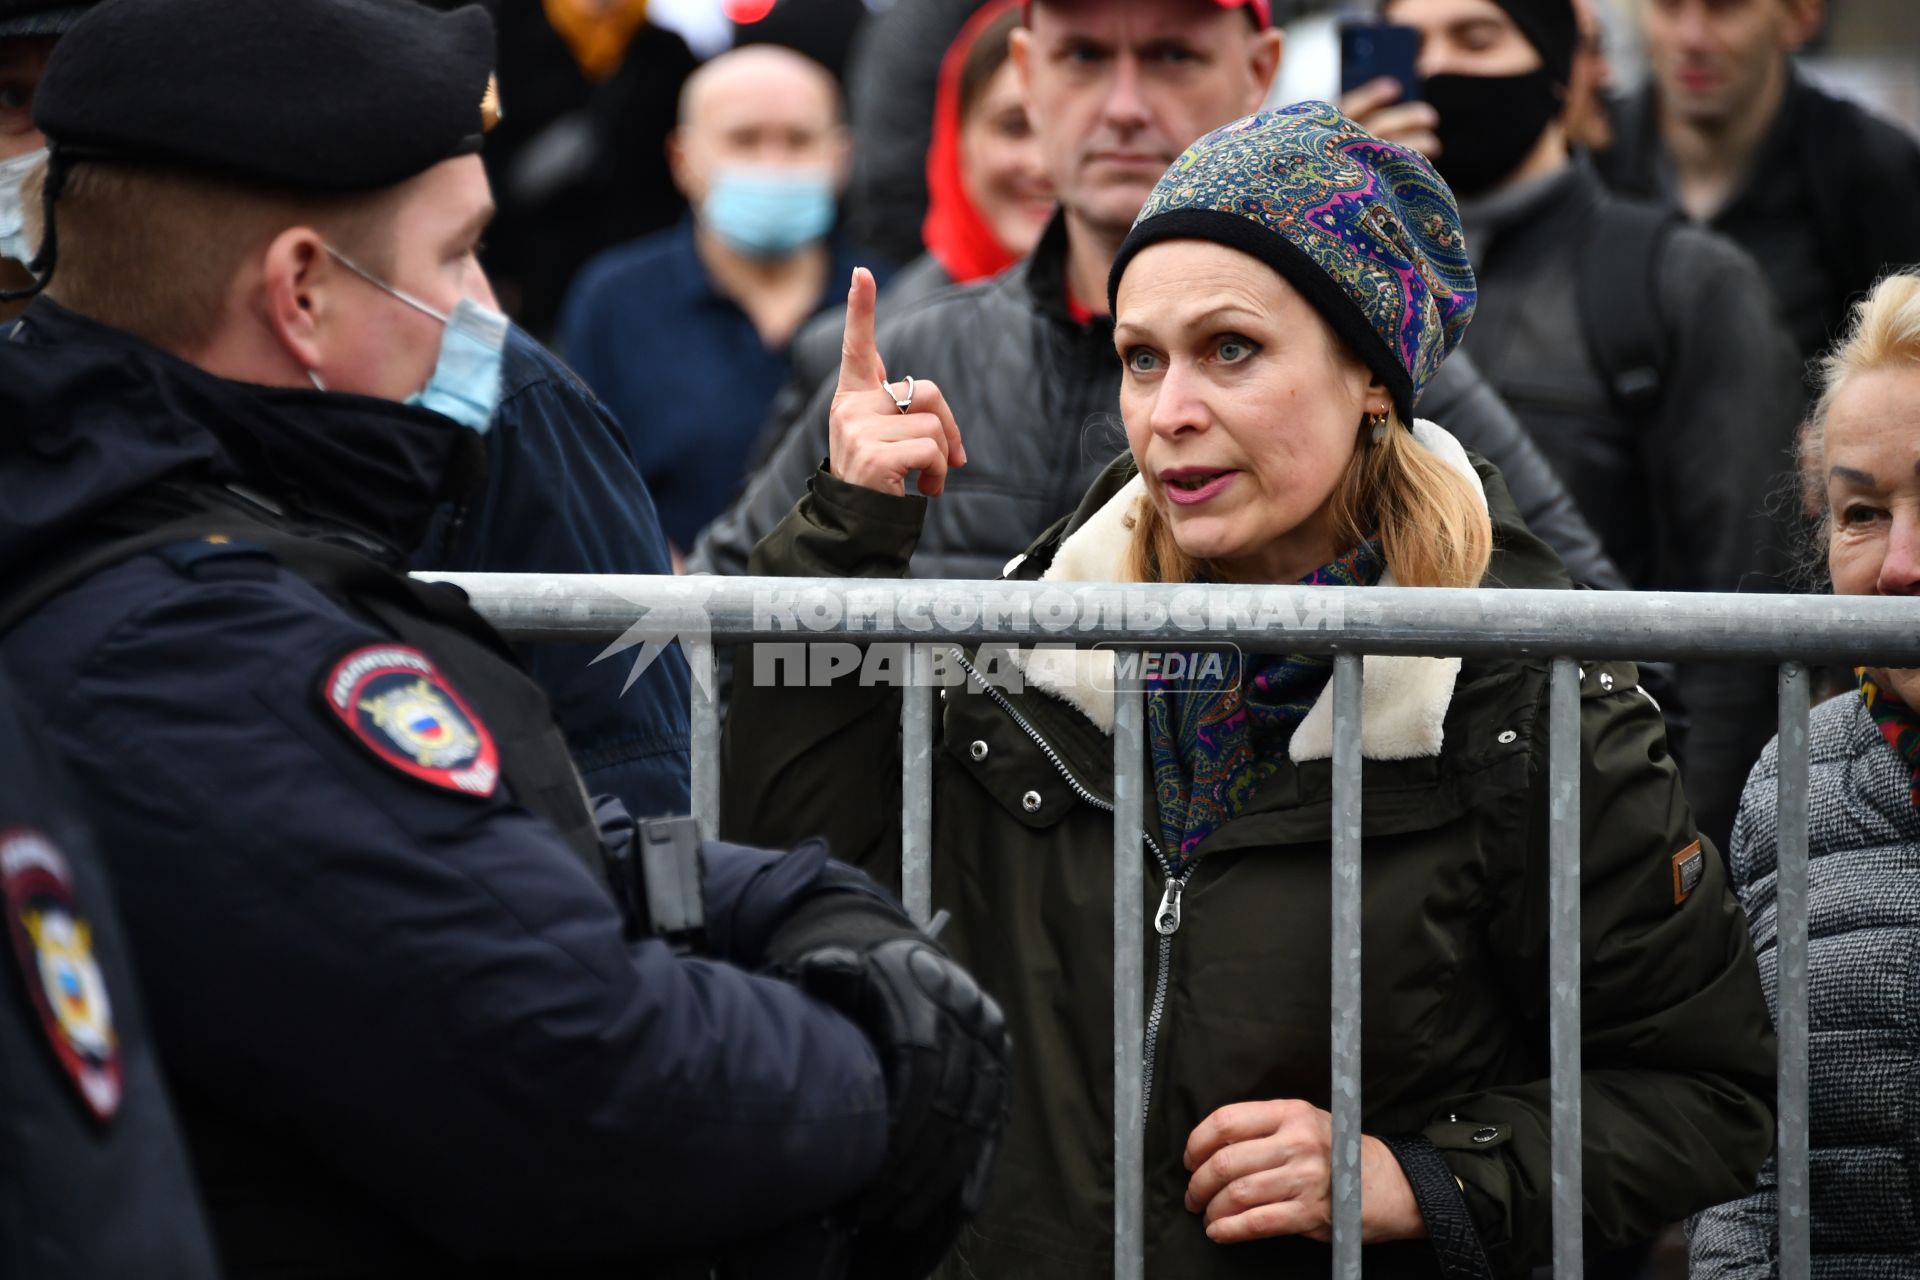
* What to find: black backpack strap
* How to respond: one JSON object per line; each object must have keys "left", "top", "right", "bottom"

{"left": 1577, "top": 197, "right": 1682, "bottom": 424}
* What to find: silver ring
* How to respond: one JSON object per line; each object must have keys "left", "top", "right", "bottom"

{"left": 889, "top": 375, "right": 916, "bottom": 415}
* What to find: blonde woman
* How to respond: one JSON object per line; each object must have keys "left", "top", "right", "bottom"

{"left": 725, "top": 103, "right": 1775, "bottom": 1279}
{"left": 1692, "top": 271, "right": 1920, "bottom": 1279}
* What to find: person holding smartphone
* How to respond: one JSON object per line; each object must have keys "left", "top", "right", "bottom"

{"left": 1339, "top": 0, "right": 1805, "bottom": 860}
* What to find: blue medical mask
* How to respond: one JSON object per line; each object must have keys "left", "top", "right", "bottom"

{"left": 0, "top": 148, "right": 47, "bottom": 266}
{"left": 700, "top": 165, "right": 837, "bottom": 259}
{"left": 319, "top": 246, "right": 508, "bottom": 434}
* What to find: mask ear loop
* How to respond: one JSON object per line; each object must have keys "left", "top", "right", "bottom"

{"left": 0, "top": 149, "right": 67, "bottom": 304}
{"left": 323, "top": 245, "right": 450, "bottom": 325}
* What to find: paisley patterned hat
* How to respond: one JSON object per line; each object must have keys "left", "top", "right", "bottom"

{"left": 1108, "top": 101, "right": 1477, "bottom": 425}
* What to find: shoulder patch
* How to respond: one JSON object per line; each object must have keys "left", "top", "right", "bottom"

{"left": 154, "top": 534, "right": 276, "bottom": 578}
{"left": 1, "top": 828, "right": 121, "bottom": 1122}
{"left": 1672, "top": 839, "right": 1705, "bottom": 905}
{"left": 321, "top": 645, "right": 499, "bottom": 798}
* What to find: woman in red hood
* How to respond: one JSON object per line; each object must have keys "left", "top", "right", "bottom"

{"left": 907, "top": 0, "right": 1055, "bottom": 300}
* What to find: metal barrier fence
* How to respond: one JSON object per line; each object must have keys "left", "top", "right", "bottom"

{"left": 432, "top": 571, "right": 1920, "bottom": 1280}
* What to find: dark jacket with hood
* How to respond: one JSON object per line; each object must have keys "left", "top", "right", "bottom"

{"left": 1598, "top": 70, "right": 1920, "bottom": 371}
{"left": 1456, "top": 160, "right": 1805, "bottom": 855}
{"left": 721, "top": 421, "right": 1778, "bottom": 1278}
{"left": 0, "top": 301, "right": 892, "bottom": 1277}
{"left": 689, "top": 214, "right": 1628, "bottom": 594}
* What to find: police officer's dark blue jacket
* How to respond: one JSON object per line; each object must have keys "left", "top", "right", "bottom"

{"left": 0, "top": 300, "right": 891, "bottom": 1274}
{"left": 415, "top": 326, "right": 692, "bottom": 820}
{"left": 0, "top": 669, "right": 220, "bottom": 1280}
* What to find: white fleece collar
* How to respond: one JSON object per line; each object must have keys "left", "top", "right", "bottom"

{"left": 1012, "top": 420, "right": 1484, "bottom": 763}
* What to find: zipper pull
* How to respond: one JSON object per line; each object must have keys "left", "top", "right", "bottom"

{"left": 1155, "top": 879, "right": 1183, "bottom": 936}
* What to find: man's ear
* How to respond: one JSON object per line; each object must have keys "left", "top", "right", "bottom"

{"left": 665, "top": 128, "right": 701, "bottom": 203}
{"left": 257, "top": 226, "right": 328, "bottom": 375}
{"left": 1786, "top": 0, "right": 1825, "bottom": 50}
{"left": 1247, "top": 28, "right": 1285, "bottom": 108}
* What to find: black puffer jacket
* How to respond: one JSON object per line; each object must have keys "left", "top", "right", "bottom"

{"left": 689, "top": 215, "right": 1626, "bottom": 591}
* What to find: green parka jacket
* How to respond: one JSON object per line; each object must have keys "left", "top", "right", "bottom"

{"left": 720, "top": 426, "right": 1776, "bottom": 1279}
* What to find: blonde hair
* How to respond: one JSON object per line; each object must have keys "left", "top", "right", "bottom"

{"left": 1123, "top": 410, "right": 1494, "bottom": 588}
{"left": 32, "top": 161, "right": 399, "bottom": 354}
{"left": 1799, "top": 270, "right": 1920, "bottom": 527}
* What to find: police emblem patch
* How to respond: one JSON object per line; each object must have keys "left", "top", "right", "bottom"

{"left": 321, "top": 645, "right": 499, "bottom": 798}
{"left": 1, "top": 827, "right": 121, "bottom": 1121}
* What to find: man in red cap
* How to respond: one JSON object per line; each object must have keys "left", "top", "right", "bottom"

{"left": 690, "top": 0, "right": 1276, "bottom": 588}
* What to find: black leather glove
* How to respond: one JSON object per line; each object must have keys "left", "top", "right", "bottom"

{"left": 771, "top": 896, "right": 1012, "bottom": 1279}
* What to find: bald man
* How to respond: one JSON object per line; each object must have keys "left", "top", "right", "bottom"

{"left": 558, "top": 44, "right": 886, "bottom": 555}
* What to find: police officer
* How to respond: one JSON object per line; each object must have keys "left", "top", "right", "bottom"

{"left": 2, "top": 0, "right": 697, "bottom": 827}
{"left": 0, "top": 0, "right": 1009, "bottom": 1276}
{"left": 0, "top": 669, "right": 220, "bottom": 1278}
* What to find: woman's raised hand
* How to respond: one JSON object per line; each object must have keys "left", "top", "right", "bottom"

{"left": 829, "top": 267, "right": 967, "bottom": 497}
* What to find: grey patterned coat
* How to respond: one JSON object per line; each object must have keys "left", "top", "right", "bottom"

{"left": 1690, "top": 691, "right": 1920, "bottom": 1278}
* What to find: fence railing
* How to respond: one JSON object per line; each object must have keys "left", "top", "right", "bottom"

{"left": 429, "top": 571, "right": 1920, "bottom": 1280}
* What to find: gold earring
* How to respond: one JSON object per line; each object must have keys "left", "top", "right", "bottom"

{"left": 1368, "top": 408, "right": 1390, "bottom": 444}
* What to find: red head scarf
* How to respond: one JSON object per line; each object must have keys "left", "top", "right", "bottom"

{"left": 922, "top": 0, "right": 1027, "bottom": 285}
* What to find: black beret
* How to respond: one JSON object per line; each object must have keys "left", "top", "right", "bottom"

{"left": 0, "top": 0, "right": 92, "bottom": 39}
{"left": 34, "top": 0, "right": 496, "bottom": 191}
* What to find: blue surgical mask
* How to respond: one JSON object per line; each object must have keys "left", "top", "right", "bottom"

{"left": 700, "top": 165, "right": 837, "bottom": 259}
{"left": 0, "top": 148, "right": 47, "bottom": 266}
{"left": 319, "top": 246, "right": 508, "bottom": 434}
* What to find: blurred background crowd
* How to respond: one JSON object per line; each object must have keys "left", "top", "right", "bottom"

{"left": 475, "top": 0, "right": 1919, "bottom": 552}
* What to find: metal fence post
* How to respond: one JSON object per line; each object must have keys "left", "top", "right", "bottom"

{"left": 1549, "top": 658, "right": 1583, "bottom": 1275}
{"left": 1112, "top": 682, "right": 1146, "bottom": 1280}
{"left": 686, "top": 640, "right": 720, "bottom": 840}
{"left": 1775, "top": 663, "right": 1811, "bottom": 1279}
{"left": 900, "top": 645, "right": 935, "bottom": 925}
{"left": 1329, "top": 654, "right": 1365, "bottom": 1279}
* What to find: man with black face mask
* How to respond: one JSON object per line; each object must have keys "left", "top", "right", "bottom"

{"left": 1343, "top": 0, "right": 1803, "bottom": 857}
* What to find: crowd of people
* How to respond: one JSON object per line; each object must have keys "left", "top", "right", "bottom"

{"left": 2, "top": 0, "right": 1919, "bottom": 1276}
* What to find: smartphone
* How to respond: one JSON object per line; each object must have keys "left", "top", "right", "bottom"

{"left": 1339, "top": 22, "right": 1421, "bottom": 104}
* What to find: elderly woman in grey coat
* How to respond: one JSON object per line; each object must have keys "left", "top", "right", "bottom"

{"left": 1690, "top": 269, "right": 1920, "bottom": 1278}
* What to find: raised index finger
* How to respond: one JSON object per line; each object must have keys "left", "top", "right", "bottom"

{"left": 837, "top": 266, "right": 885, "bottom": 393}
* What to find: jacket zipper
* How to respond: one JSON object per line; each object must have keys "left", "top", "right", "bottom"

{"left": 951, "top": 648, "right": 1193, "bottom": 1118}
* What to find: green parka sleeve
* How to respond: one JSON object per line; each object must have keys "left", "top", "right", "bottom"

{"left": 1428, "top": 666, "right": 1778, "bottom": 1273}
{"left": 719, "top": 468, "right": 926, "bottom": 888}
